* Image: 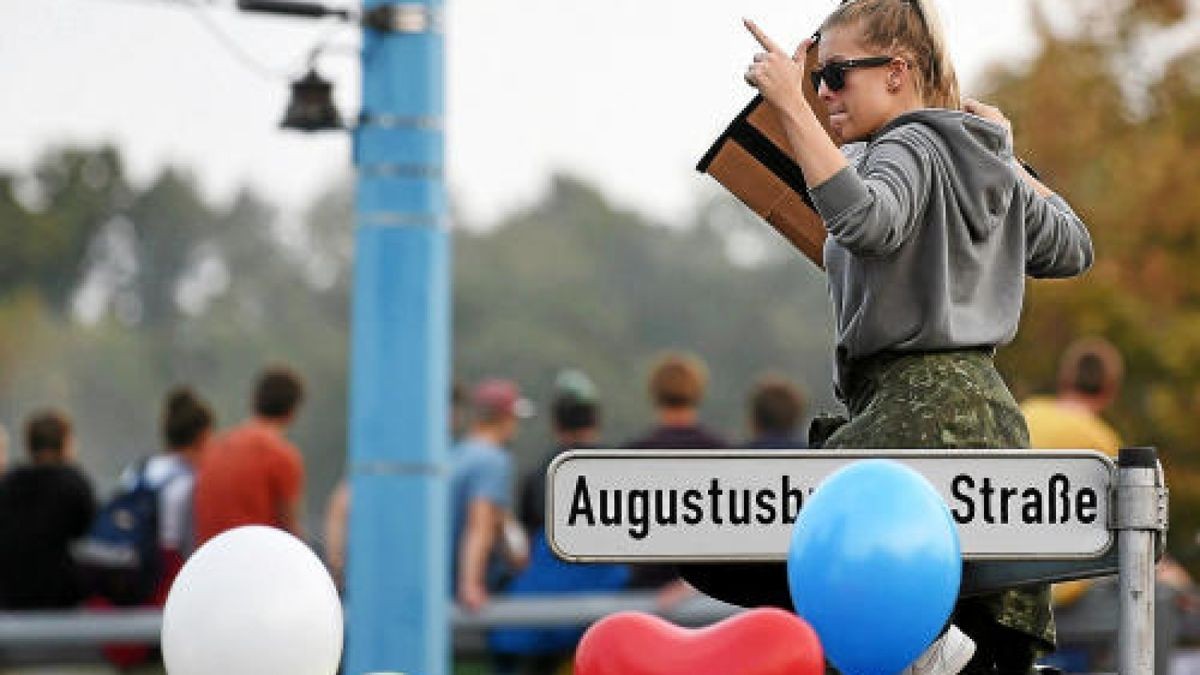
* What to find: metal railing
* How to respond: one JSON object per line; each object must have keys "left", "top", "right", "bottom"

{"left": 5, "top": 586, "right": 1187, "bottom": 646}
{"left": 0, "top": 592, "right": 736, "bottom": 651}
{"left": 1, "top": 587, "right": 1195, "bottom": 669}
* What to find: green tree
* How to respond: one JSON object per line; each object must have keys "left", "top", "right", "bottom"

{"left": 0, "top": 146, "right": 132, "bottom": 313}
{"left": 988, "top": 1, "right": 1200, "bottom": 556}
{"left": 453, "top": 175, "right": 836, "bottom": 465}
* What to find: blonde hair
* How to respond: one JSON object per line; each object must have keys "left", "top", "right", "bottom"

{"left": 822, "top": 0, "right": 961, "bottom": 110}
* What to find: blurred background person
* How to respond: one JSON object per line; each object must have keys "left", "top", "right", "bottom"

{"left": 83, "top": 388, "right": 215, "bottom": 602}
{"left": 1022, "top": 336, "right": 1123, "bottom": 458}
{"left": 193, "top": 365, "right": 307, "bottom": 546}
{"left": 744, "top": 374, "right": 808, "bottom": 449}
{"left": 323, "top": 479, "right": 351, "bottom": 590}
{"left": 451, "top": 378, "right": 532, "bottom": 613}
{"left": 1022, "top": 338, "right": 1124, "bottom": 671}
{"left": 0, "top": 410, "right": 95, "bottom": 609}
{"left": 146, "top": 388, "right": 213, "bottom": 594}
{"left": 517, "top": 369, "right": 601, "bottom": 533}
{"left": 626, "top": 352, "right": 727, "bottom": 451}
{"left": 491, "top": 369, "right": 629, "bottom": 675}
{"left": 86, "top": 387, "right": 214, "bottom": 670}
{"left": 324, "top": 380, "right": 469, "bottom": 589}
{"left": 625, "top": 351, "right": 726, "bottom": 606}
{"left": 1020, "top": 337, "right": 1190, "bottom": 674}
{"left": 1023, "top": 338, "right": 1123, "bottom": 614}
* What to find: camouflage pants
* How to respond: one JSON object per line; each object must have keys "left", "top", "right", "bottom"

{"left": 821, "top": 349, "right": 1056, "bottom": 671}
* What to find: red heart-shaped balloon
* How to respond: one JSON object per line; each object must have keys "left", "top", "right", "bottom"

{"left": 575, "top": 608, "right": 824, "bottom": 675}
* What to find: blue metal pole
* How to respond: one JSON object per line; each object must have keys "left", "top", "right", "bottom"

{"left": 346, "top": 1, "right": 449, "bottom": 673}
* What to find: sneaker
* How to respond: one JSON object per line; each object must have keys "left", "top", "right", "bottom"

{"left": 901, "top": 625, "right": 976, "bottom": 675}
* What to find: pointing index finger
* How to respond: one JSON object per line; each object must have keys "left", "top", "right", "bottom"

{"left": 743, "top": 18, "right": 784, "bottom": 55}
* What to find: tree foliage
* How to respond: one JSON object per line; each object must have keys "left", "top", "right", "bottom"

{"left": 0, "top": 151, "right": 839, "bottom": 528}
{"left": 989, "top": 1, "right": 1200, "bottom": 555}
{"left": 0, "top": 147, "right": 131, "bottom": 312}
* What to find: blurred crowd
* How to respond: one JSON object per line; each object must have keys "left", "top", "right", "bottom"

{"left": 0, "top": 353, "right": 809, "bottom": 672}
{"left": 433, "top": 352, "right": 811, "bottom": 675}
{"left": 0, "top": 340, "right": 1196, "bottom": 674}
{"left": 0, "top": 365, "right": 306, "bottom": 670}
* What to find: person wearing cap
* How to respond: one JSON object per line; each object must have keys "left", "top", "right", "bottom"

{"left": 490, "top": 370, "right": 629, "bottom": 674}
{"left": 516, "top": 370, "right": 602, "bottom": 535}
{"left": 450, "top": 378, "right": 532, "bottom": 612}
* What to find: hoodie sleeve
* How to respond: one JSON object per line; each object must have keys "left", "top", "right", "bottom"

{"left": 1021, "top": 180, "right": 1094, "bottom": 278}
{"left": 807, "top": 131, "right": 932, "bottom": 257}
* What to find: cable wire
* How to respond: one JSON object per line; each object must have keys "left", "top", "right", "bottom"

{"left": 182, "top": 0, "right": 301, "bottom": 81}
{"left": 74, "top": 0, "right": 358, "bottom": 81}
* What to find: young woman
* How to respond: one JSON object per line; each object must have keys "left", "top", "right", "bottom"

{"left": 740, "top": 1, "right": 1094, "bottom": 673}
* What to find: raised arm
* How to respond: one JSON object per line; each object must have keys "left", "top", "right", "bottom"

{"left": 808, "top": 132, "right": 932, "bottom": 256}
{"left": 743, "top": 19, "right": 848, "bottom": 188}
{"left": 963, "top": 99, "right": 1094, "bottom": 277}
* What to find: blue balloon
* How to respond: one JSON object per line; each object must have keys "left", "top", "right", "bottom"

{"left": 787, "top": 459, "right": 961, "bottom": 675}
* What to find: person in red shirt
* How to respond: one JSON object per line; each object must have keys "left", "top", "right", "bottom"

{"left": 194, "top": 366, "right": 306, "bottom": 546}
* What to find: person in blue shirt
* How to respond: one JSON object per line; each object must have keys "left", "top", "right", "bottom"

{"left": 450, "top": 378, "right": 532, "bottom": 612}
{"left": 491, "top": 369, "right": 629, "bottom": 675}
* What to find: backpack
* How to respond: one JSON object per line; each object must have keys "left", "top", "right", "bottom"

{"left": 74, "top": 457, "right": 185, "bottom": 606}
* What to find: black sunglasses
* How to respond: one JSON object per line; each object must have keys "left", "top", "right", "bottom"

{"left": 810, "top": 56, "right": 895, "bottom": 92}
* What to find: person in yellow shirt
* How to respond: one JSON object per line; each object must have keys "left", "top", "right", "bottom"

{"left": 1021, "top": 337, "right": 1123, "bottom": 609}
{"left": 1022, "top": 337, "right": 1123, "bottom": 457}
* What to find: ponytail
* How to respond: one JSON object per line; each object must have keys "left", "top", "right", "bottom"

{"left": 910, "top": 0, "right": 960, "bottom": 109}
{"left": 822, "top": 0, "right": 962, "bottom": 110}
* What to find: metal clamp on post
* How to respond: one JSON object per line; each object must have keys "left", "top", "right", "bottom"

{"left": 1115, "top": 446, "right": 1168, "bottom": 675}
{"left": 363, "top": 4, "right": 444, "bottom": 33}
{"left": 1111, "top": 455, "right": 1169, "bottom": 534}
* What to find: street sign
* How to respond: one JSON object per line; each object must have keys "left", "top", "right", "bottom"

{"left": 548, "top": 450, "right": 1115, "bottom": 562}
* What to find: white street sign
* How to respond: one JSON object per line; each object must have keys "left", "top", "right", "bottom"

{"left": 548, "top": 450, "right": 1115, "bottom": 562}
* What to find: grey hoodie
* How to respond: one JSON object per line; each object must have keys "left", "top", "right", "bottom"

{"left": 808, "top": 109, "right": 1093, "bottom": 393}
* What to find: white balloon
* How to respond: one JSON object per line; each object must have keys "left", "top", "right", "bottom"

{"left": 162, "top": 526, "right": 344, "bottom": 675}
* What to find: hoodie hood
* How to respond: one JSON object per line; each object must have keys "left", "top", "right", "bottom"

{"left": 870, "top": 109, "right": 1017, "bottom": 241}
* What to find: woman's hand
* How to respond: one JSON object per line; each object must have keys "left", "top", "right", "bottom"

{"left": 965, "top": 97, "right": 1053, "bottom": 195}
{"left": 741, "top": 18, "right": 848, "bottom": 188}
{"left": 743, "top": 19, "right": 811, "bottom": 119}
{"left": 963, "top": 97, "right": 1013, "bottom": 145}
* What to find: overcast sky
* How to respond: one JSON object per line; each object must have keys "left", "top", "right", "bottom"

{"left": 1, "top": 0, "right": 1042, "bottom": 227}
